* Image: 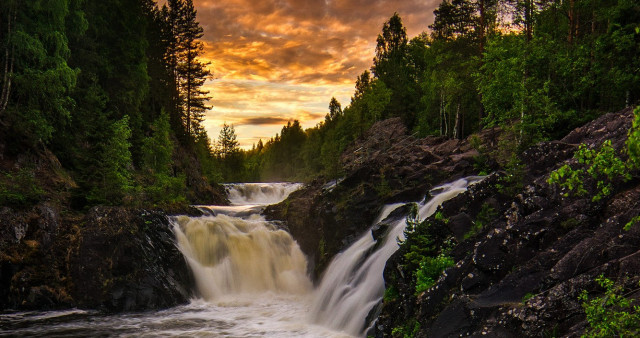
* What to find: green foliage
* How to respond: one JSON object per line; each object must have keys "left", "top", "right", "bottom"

{"left": 434, "top": 210, "right": 448, "bottom": 222}
{"left": 88, "top": 116, "right": 133, "bottom": 204}
{"left": 415, "top": 253, "right": 455, "bottom": 295}
{"left": 624, "top": 216, "right": 640, "bottom": 232}
{"left": 401, "top": 204, "right": 456, "bottom": 296}
{"left": 376, "top": 169, "right": 392, "bottom": 198}
{"left": 496, "top": 153, "right": 526, "bottom": 197}
{"left": 0, "top": 168, "right": 44, "bottom": 207}
{"left": 548, "top": 141, "right": 632, "bottom": 202}
{"left": 628, "top": 107, "right": 640, "bottom": 168}
{"left": 402, "top": 204, "right": 435, "bottom": 270}
{"left": 391, "top": 319, "right": 420, "bottom": 338}
{"left": 383, "top": 285, "right": 399, "bottom": 302}
{"left": 579, "top": 275, "right": 640, "bottom": 337}
{"left": 142, "top": 173, "right": 187, "bottom": 206}
{"left": 142, "top": 110, "right": 173, "bottom": 175}
{"left": 465, "top": 203, "right": 496, "bottom": 239}
{"left": 2, "top": 0, "right": 77, "bottom": 145}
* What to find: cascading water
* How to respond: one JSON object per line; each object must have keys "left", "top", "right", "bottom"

{"left": 173, "top": 182, "right": 311, "bottom": 299}
{"left": 309, "top": 177, "right": 484, "bottom": 336}
{"left": 2, "top": 179, "right": 482, "bottom": 337}
{"left": 225, "top": 182, "right": 303, "bottom": 205}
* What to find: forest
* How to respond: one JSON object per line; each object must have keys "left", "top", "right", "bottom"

{"left": 0, "top": 0, "right": 220, "bottom": 208}
{"left": 221, "top": 0, "right": 640, "bottom": 182}
{"left": 1, "top": 0, "right": 639, "bottom": 204}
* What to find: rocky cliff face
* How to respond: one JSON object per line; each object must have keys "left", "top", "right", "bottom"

{"left": 264, "top": 118, "right": 490, "bottom": 278}
{"left": 376, "top": 108, "right": 640, "bottom": 336}
{"left": 0, "top": 205, "right": 195, "bottom": 311}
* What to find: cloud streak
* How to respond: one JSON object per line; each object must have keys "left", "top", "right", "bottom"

{"left": 187, "top": 0, "right": 441, "bottom": 148}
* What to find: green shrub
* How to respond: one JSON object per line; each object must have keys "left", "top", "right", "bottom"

{"left": 384, "top": 285, "right": 399, "bottom": 302}
{"left": 627, "top": 107, "right": 640, "bottom": 168}
{"left": 465, "top": 203, "right": 497, "bottom": 239}
{"left": 579, "top": 275, "right": 640, "bottom": 337}
{"left": 496, "top": 153, "right": 525, "bottom": 197}
{"left": 548, "top": 140, "right": 632, "bottom": 202}
{"left": 415, "top": 254, "right": 455, "bottom": 295}
{"left": 391, "top": 319, "right": 420, "bottom": 338}
{"left": 0, "top": 168, "right": 44, "bottom": 207}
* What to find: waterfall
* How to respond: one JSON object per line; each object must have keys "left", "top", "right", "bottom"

{"left": 225, "top": 182, "right": 302, "bottom": 205}
{"left": 170, "top": 178, "right": 482, "bottom": 337}
{"left": 172, "top": 183, "right": 311, "bottom": 300}
{"left": 309, "top": 177, "right": 484, "bottom": 336}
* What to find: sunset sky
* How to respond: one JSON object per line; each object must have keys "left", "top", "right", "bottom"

{"left": 185, "top": 0, "right": 441, "bottom": 148}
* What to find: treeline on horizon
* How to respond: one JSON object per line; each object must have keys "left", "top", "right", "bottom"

{"left": 1, "top": 0, "right": 639, "bottom": 207}
{"left": 0, "top": 0, "right": 220, "bottom": 208}
{"left": 219, "top": 0, "right": 639, "bottom": 183}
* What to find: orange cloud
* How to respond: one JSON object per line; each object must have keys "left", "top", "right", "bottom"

{"left": 182, "top": 0, "right": 441, "bottom": 148}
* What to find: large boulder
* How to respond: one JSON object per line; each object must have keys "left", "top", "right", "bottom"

{"left": 0, "top": 205, "right": 194, "bottom": 312}
{"left": 69, "top": 207, "right": 194, "bottom": 312}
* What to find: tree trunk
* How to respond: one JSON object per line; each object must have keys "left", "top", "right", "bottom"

{"left": 440, "top": 91, "right": 445, "bottom": 136}
{"left": 568, "top": 0, "right": 575, "bottom": 44}
{"left": 186, "top": 45, "right": 192, "bottom": 136}
{"left": 0, "top": 5, "right": 15, "bottom": 117}
{"left": 454, "top": 103, "right": 462, "bottom": 140}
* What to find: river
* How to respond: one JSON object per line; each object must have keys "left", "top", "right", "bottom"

{"left": 0, "top": 179, "right": 481, "bottom": 337}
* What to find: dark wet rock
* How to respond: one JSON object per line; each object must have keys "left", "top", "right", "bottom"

{"left": 265, "top": 118, "right": 483, "bottom": 278}
{"left": 0, "top": 205, "right": 194, "bottom": 312}
{"left": 376, "top": 108, "right": 640, "bottom": 337}
{"left": 69, "top": 207, "right": 193, "bottom": 312}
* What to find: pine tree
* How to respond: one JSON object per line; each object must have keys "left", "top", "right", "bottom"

{"left": 142, "top": 109, "right": 173, "bottom": 174}
{"left": 217, "top": 123, "right": 239, "bottom": 158}
{"left": 372, "top": 13, "right": 418, "bottom": 127}
{"left": 0, "top": 0, "right": 77, "bottom": 146}
{"left": 90, "top": 115, "right": 133, "bottom": 204}
{"left": 169, "top": 0, "right": 211, "bottom": 138}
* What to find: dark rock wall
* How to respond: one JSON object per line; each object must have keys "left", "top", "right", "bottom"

{"left": 264, "top": 118, "right": 484, "bottom": 279}
{"left": 0, "top": 205, "right": 194, "bottom": 312}
{"left": 376, "top": 108, "right": 640, "bottom": 337}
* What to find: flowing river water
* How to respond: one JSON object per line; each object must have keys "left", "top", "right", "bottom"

{"left": 0, "top": 178, "right": 482, "bottom": 337}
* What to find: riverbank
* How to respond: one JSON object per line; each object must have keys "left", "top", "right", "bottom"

{"left": 266, "top": 107, "right": 640, "bottom": 336}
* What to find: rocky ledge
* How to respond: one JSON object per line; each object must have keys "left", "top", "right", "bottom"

{"left": 0, "top": 205, "right": 194, "bottom": 312}
{"left": 264, "top": 117, "right": 496, "bottom": 279}
{"left": 376, "top": 107, "right": 640, "bottom": 336}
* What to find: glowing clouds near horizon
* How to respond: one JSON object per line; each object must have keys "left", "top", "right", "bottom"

{"left": 190, "top": 0, "right": 440, "bottom": 148}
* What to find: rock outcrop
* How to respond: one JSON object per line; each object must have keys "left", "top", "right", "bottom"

{"left": 0, "top": 205, "right": 194, "bottom": 311}
{"left": 265, "top": 117, "right": 493, "bottom": 278}
{"left": 376, "top": 107, "right": 640, "bottom": 337}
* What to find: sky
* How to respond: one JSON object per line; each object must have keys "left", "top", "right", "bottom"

{"left": 185, "top": 0, "right": 441, "bottom": 149}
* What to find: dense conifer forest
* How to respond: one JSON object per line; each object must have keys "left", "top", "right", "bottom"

{"left": 0, "top": 0, "right": 221, "bottom": 208}
{"left": 1, "top": 0, "right": 639, "bottom": 199}
{"left": 225, "top": 0, "right": 640, "bottom": 182}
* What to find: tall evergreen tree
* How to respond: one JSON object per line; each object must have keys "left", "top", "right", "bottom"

{"left": 372, "top": 13, "right": 419, "bottom": 127}
{"left": 217, "top": 123, "right": 239, "bottom": 158}
{"left": 169, "top": 0, "right": 211, "bottom": 138}
{"left": 0, "top": 0, "right": 77, "bottom": 147}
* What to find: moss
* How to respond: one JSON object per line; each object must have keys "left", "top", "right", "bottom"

{"left": 522, "top": 292, "right": 535, "bottom": 304}
{"left": 0, "top": 168, "right": 44, "bottom": 208}
{"left": 392, "top": 318, "right": 421, "bottom": 338}
{"left": 383, "top": 285, "right": 399, "bottom": 302}
{"left": 560, "top": 218, "right": 581, "bottom": 230}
